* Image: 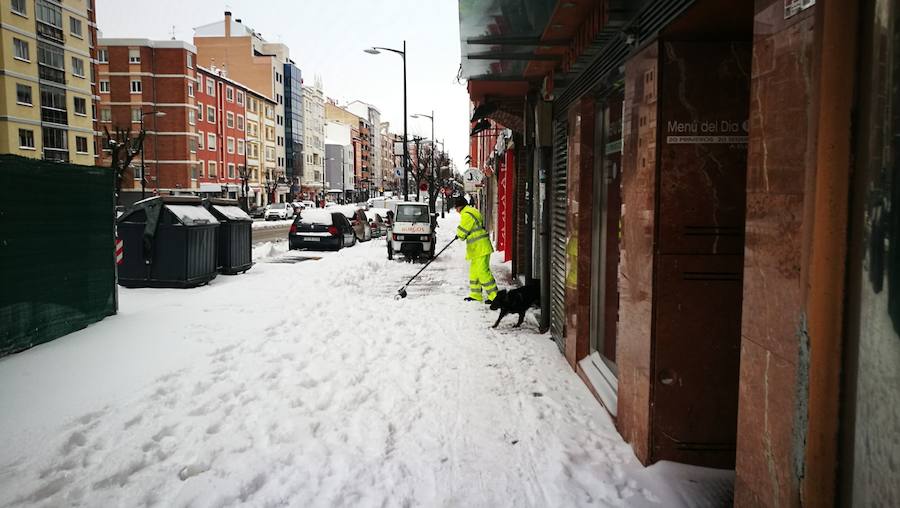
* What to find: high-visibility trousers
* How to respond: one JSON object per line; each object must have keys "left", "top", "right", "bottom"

{"left": 468, "top": 254, "right": 498, "bottom": 301}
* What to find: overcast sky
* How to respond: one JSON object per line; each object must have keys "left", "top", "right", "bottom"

{"left": 96, "top": 0, "right": 470, "bottom": 173}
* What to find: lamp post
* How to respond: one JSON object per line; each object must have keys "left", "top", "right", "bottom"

{"left": 364, "top": 41, "right": 408, "bottom": 201}
{"left": 139, "top": 110, "right": 166, "bottom": 199}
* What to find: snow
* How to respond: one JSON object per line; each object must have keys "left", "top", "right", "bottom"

{"left": 210, "top": 205, "right": 251, "bottom": 221}
{"left": 166, "top": 205, "right": 219, "bottom": 225}
{"left": 251, "top": 219, "right": 294, "bottom": 230}
{"left": 0, "top": 213, "right": 732, "bottom": 507}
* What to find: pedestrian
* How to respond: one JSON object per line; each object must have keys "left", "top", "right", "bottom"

{"left": 454, "top": 196, "right": 498, "bottom": 303}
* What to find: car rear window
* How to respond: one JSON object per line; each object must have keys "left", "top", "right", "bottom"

{"left": 396, "top": 205, "right": 429, "bottom": 223}
{"left": 300, "top": 210, "right": 334, "bottom": 225}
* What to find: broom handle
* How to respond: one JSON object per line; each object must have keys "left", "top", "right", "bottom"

{"left": 403, "top": 237, "right": 457, "bottom": 287}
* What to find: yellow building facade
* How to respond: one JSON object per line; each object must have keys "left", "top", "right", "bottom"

{"left": 0, "top": 0, "right": 96, "bottom": 164}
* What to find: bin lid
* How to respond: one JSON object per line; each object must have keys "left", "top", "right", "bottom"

{"left": 166, "top": 205, "right": 219, "bottom": 225}
{"left": 211, "top": 205, "right": 251, "bottom": 221}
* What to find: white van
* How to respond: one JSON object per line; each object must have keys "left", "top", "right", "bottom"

{"left": 387, "top": 202, "right": 435, "bottom": 260}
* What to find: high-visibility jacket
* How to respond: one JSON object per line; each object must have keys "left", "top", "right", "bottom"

{"left": 456, "top": 205, "right": 493, "bottom": 260}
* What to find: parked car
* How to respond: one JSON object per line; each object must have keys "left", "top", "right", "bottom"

{"left": 249, "top": 206, "right": 267, "bottom": 219}
{"left": 301, "top": 200, "right": 316, "bottom": 209}
{"left": 335, "top": 205, "right": 372, "bottom": 242}
{"left": 365, "top": 211, "right": 387, "bottom": 238}
{"left": 288, "top": 210, "right": 356, "bottom": 250}
{"left": 387, "top": 202, "right": 435, "bottom": 260}
{"left": 265, "top": 202, "right": 294, "bottom": 221}
{"left": 290, "top": 202, "right": 304, "bottom": 214}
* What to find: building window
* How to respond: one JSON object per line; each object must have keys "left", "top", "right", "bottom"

{"left": 206, "top": 77, "right": 214, "bottom": 96}
{"left": 73, "top": 96, "right": 86, "bottom": 115}
{"left": 130, "top": 79, "right": 142, "bottom": 94}
{"left": 226, "top": 112, "right": 234, "bottom": 128}
{"left": 228, "top": 163, "right": 235, "bottom": 178}
{"left": 11, "top": 0, "right": 26, "bottom": 16}
{"left": 129, "top": 48, "right": 140, "bottom": 64}
{"left": 198, "top": 131, "right": 204, "bottom": 149}
{"left": 188, "top": 109, "right": 196, "bottom": 125}
{"left": 265, "top": 146, "right": 275, "bottom": 161}
{"left": 186, "top": 53, "right": 193, "bottom": 69}
{"left": 208, "top": 161, "right": 217, "bottom": 177}
{"left": 188, "top": 82, "right": 194, "bottom": 97}
{"left": 16, "top": 84, "right": 32, "bottom": 105}
{"left": 13, "top": 38, "right": 29, "bottom": 61}
{"left": 237, "top": 115, "right": 244, "bottom": 131}
{"left": 71, "top": 57, "right": 84, "bottom": 77}
{"left": 97, "top": 48, "right": 108, "bottom": 63}
{"left": 199, "top": 160, "right": 205, "bottom": 178}
{"left": 18, "top": 129, "right": 34, "bottom": 149}
{"left": 197, "top": 103, "right": 203, "bottom": 121}
{"left": 238, "top": 139, "right": 245, "bottom": 155}
{"left": 100, "top": 108, "right": 111, "bottom": 122}
{"left": 42, "top": 127, "right": 67, "bottom": 161}
{"left": 69, "top": 17, "right": 82, "bottom": 38}
{"left": 75, "top": 136, "right": 88, "bottom": 154}
{"left": 100, "top": 80, "right": 109, "bottom": 93}
{"left": 207, "top": 133, "right": 216, "bottom": 150}
{"left": 131, "top": 108, "right": 141, "bottom": 123}
{"left": 207, "top": 105, "right": 215, "bottom": 123}
{"left": 237, "top": 91, "right": 244, "bottom": 105}
{"left": 226, "top": 86, "right": 234, "bottom": 102}
{"left": 227, "top": 137, "right": 234, "bottom": 154}
{"left": 189, "top": 137, "right": 197, "bottom": 154}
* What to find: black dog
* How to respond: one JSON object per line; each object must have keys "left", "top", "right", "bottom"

{"left": 490, "top": 285, "right": 540, "bottom": 328}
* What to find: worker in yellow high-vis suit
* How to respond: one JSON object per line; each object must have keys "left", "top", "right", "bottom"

{"left": 454, "top": 196, "right": 498, "bottom": 303}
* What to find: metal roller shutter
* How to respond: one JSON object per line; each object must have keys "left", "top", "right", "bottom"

{"left": 550, "top": 120, "right": 568, "bottom": 352}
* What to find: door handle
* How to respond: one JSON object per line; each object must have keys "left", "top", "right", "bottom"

{"left": 658, "top": 369, "right": 677, "bottom": 386}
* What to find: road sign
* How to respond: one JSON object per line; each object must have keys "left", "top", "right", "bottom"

{"left": 395, "top": 167, "right": 402, "bottom": 177}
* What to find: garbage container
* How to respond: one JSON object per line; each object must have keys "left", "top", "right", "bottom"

{"left": 116, "top": 196, "right": 219, "bottom": 288}
{"left": 202, "top": 198, "right": 252, "bottom": 274}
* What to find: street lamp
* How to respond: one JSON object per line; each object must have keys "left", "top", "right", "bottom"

{"left": 364, "top": 41, "right": 409, "bottom": 201}
{"left": 139, "top": 110, "right": 166, "bottom": 199}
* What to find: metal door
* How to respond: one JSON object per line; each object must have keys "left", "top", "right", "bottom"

{"left": 550, "top": 120, "right": 569, "bottom": 352}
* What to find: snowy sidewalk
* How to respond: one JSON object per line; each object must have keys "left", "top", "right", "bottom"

{"left": 0, "top": 214, "right": 731, "bottom": 507}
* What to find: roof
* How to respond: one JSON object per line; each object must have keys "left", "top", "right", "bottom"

{"left": 98, "top": 38, "right": 196, "bottom": 53}
{"left": 193, "top": 19, "right": 255, "bottom": 38}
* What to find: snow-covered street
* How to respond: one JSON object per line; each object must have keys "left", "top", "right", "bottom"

{"left": 0, "top": 214, "right": 731, "bottom": 507}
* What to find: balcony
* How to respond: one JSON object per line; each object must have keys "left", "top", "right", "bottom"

{"left": 36, "top": 22, "right": 64, "bottom": 44}
{"left": 41, "top": 107, "right": 68, "bottom": 125}
{"left": 38, "top": 65, "right": 66, "bottom": 85}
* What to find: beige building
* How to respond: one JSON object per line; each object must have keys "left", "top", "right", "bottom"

{"left": 302, "top": 79, "right": 324, "bottom": 197}
{"left": 193, "top": 11, "right": 289, "bottom": 197}
{"left": 246, "top": 89, "right": 278, "bottom": 204}
{"left": 0, "top": 0, "right": 97, "bottom": 164}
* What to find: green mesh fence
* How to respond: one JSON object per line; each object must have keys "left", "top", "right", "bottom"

{"left": 0, "top": 155, "right": 117, "bottom": 357}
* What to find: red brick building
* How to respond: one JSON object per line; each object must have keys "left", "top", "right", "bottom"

{"left": 97, "top": 39, "right": 198, "bottom": 205}
{"left": 195, "top": 66, "right": 248, "bottom": 199}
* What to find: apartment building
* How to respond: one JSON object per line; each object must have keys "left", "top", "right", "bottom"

{"left": 195, "top": 65, "right": 247, "bottom": 200}
{"left": 301, "top": 79, "right": 324, "bottom": 200}
{"left": 283, "top": 61, "right": 303, "bottom": 200}
{"left": 346, "top": 100, "right": 381, "bottom": 196}
{"left": 379, "top": 123, "right": 398, "bottom": 194}
{"left": 246, "top": 88, "right": 279, "bottom": 203}
{"left": 193, "top": 11, "right": 289, "bottom": 200}
{"left": 1, "top": 0, "right": 97, "bottom": 164}
{"left": 96, "top": 38, "right": 197, "bottom": 204}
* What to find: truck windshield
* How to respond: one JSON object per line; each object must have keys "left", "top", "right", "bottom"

{"left": 395, "top": 205, "right": 429, "bottom": 223}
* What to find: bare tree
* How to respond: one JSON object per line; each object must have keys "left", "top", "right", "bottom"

{"left": 104, "top": 126, "right": 145, "bottom": 205}
{"left": 411, "top": 137, "right": 452, "bottom": 214}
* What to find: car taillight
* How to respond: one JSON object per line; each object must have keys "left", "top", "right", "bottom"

{"left": 420, "top": 235, "right": 430, "bottom": 242}
{"left": 327, "top": 226, "right": 338, "bottom": 235}
{"left": 289, "top": 223, "right": 297, "bottom": 234}
{"left": 394, "top": 234, "right": 404, "bottom": 241}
